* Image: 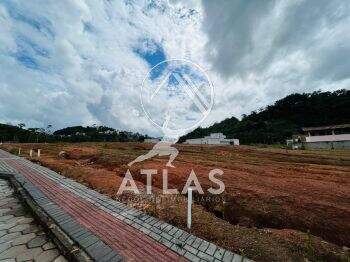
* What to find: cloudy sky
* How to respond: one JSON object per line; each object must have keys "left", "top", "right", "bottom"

{"left": 0, "top": 0, "right": 349, "bottom": 136}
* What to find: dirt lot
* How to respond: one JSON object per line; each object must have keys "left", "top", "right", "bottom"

{"left": 1, "top": 142, "right": 349, "bottom": 262}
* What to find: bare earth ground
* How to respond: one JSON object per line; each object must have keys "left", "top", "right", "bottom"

{"left": 1, "top": 142, "right": 349, "bottom": 262}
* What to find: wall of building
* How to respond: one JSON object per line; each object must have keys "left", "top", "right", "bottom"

{"left": 303, "top": 140, "right": 350, "bottom": 149}
{"left": 184, "top": 137, "right": 239, "bottom": 145}
{"left": 206, "top": 138, "right": 223, "bottom": 145}
{"left": 185, "top": 138, "right": 204, "bottom": 144}
{"left": 305, "top": 134, "right": 350, "bottom": 142}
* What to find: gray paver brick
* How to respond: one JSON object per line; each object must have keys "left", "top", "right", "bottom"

{"left": 149, "top": 231, "right": 161, "bottom": 241}
{"left": 170, "top": 243, "right": 186, "bottom": 256}
{"left": 158, "top": 237, "right": 173, "bottom": 249}
{"left": 146, "top": 217, "right": 158, "bottom": 225}
{"left": 8, "top": 224, "right": 30, "bottom": 233}
{"left": 142, "top": 222, "right": 153, "bottom": 230}
{"left": 184, "top": 244, "right": 199, "bottom": 255}
{"left": 151, "top": 227, "right": 162, "bottom": 235}
{"left": 179, "top": 231, "right": 190, "bottom": 242}
{"left": 0, "top": 241, "right": 11, "bottom": 253}
{"left": 168, "top": 227, "right": 178, "bottom": 235}
{"left": 17, "top": 247, "right": 43, "bottom": 261}
{"left": 27, "top": 235, "right": 47, "bottom": 248}
{"left": 160, "top": 231, "right": 173, "bottom": 241}
{"left": 0, "top": 230, "right": 7, "bottom": 238}
{"left": 232, "top": 254, "right": 244, "bottom": 262}
{"left": 206, "top": 243, "right": 217, "bottom": 256}
{"left": 72, "top": 231, "right": 92, "bottom": 242}
{"left": 90, "top": 243, "right": 114, "bottom": 260}
{"left": 42, "top": 241, "right": 57, "bottom": 250}
{"left": 16, "top": 217, "right": 34, "bottom": 225}
{"left": 174, "top": 229, "right": 184, "bottom": 238}
{"left": 100, "top": 251, "right": 121, "bottom": 262}
{"left": 0, "top": 232, "right": 21, "bottom": 244}
{"left": 0, "top": 244, "right": 27, "bottom": 260}
{"left": 22, "top": 224, "right": 41, "bottom": 234}
{"left": 69, "top": 224, "right": 85, "bottom": 235}
{"left": 223, "top": 251, "right": 234, "bottom": 262}
{"left": 11, "top": 233, "right": 36, "bottom": 246}
{"left": 198, "top": 250, "right": 215, "bottom": 261}
{"left": 53, "top": 255, "right": 68, "bottom": 262}
{"left": 192, "top": 238, "right": 203, "bottom": 249}
{"left": 61, "top": 221, "right": 81, "bottom": 233}
{"left": 34, "top": 249, "right": 60, "bottom": 262}
{"left": 214, "top": 247, "right": 226, "bottom": 260}
{"left": 0, "top": 222, "right": 16, "bottom": 231}
{"left": 184, "top": 251, "right": 201, "bottom": 262}
{"left": 138, "top": 227, "right": 150, "bottom": 235}
{"left": 0, "top": 259, "right": 15, "bottom": 262}
{"left": 0, "top": 208, "right": 11, "bottom": 216}
{"left": 198, "top": 240, "right": 210, "bottom": 252}
{"left": 185, "top": 235, "right": 196, "bottom": 246}
{"left": 4, "top": 216, "right": 24, "bottom": 225}
{"left": 0, "top": 215, "right": 14, "bottom": 222}
{"left": 79, "top": 235, "right": 100, "bottom": 248}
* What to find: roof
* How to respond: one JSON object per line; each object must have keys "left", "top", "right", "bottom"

{"left": 302, "top": 124, "right": 350, "bottom": 132}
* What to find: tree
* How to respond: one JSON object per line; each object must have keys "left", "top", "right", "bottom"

{"left": 180, "top": 89, "right": 350, "bottom": 144}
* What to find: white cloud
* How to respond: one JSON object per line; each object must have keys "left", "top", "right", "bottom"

{"left": 0, "top": 0, "right": 349, "bottom": 136}
{"left": 196, "top": 0, "right": 350, "bottom": 127}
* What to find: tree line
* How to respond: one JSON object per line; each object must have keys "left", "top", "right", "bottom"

{"left": 180, "top": 89, "right": 350, "bottom": 144}
{"left": 0, "top": 124, "right": 147, "bottom": 143}
{"left": 2, "top": 89, "right": 349, "bottom": 145}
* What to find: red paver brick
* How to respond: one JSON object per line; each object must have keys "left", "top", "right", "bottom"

{"left": 5, "top": 158, "right": 185, "bottom": 262}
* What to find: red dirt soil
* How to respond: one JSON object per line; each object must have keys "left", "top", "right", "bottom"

{"left": 1, "top": 143, "right": 349, "bottom": 262}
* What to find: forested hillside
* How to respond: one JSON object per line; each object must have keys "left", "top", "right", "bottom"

{"left": 180, "top": 89, "right": 350, "bottom": 144}
{"left": 53, "top": 125, "right": 145, "bottom": 142}
{"left": 0, "top": 124, "right": 35, "bottom": 143}
{"left": 2, "top": 90, "right": 349, "bottom": 145}
{"left": 0, "top": 124, "right": 146, "bottom": 143}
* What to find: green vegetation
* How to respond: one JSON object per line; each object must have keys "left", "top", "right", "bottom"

{"left": 306, "top": 230, "right": 316, "bottom": 261}
{"left": 180, "top": 89, "right": 350, "bottom": 144}
{"left": 0, "top": 124, "right": 147, "bottom": 143}
{"left": 0, "top": 123, "right": 42, "bottom": 143}
{"left": 2, "top": 89, "right": 349, "bottom": 145}
{"left": 52, "top": 125, "right": 146, "bottom": 142}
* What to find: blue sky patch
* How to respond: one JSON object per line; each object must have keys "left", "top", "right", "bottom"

{"left": 16, "top": 35, "right": 49, "bottom": 58}
{"left": 83, "top": 22, "right": 94, "bottom": 33}
{"left": 14, "top": 51, "right": 38, "bottom": 70}
{"left": 133, "top": 38, "right": 166, "bottom": 80}
{"left": 4, "top": 1, "right": 54, "bottom": 38}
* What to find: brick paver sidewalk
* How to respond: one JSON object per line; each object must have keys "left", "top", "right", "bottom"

{"left": 0, "top": 149, "right": 248, "bottom": 262}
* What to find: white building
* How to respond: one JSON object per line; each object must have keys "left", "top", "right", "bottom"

{"left": 301, "top": 124, "right": 350, "bottom": 149}
{"left": 185, "top": 133, "right": 239, "bottom": 146}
